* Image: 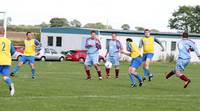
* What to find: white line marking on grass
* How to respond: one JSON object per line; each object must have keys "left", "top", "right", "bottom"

{"left": 0, "top": 95, "right": 199, "bottom": 101}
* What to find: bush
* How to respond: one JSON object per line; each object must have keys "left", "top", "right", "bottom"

{"left": 165, "top": 54, "right": 176, "bottom": 63}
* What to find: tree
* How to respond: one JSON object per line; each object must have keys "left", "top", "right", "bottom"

{"left": 150, "top": 29, "right": 159, "bottom": 32}
{"left": 121, "top": 24, "right": 130, "bottom": 30}
{"left": 70, "top": 19, "right": 81, "bottom": 27}
{"left": 39, "top": 22, "right": 50, "bottom": 28}
{"left": 169, "top": 5, "right": 200, "bottom": 33}
{"left": 84, "top": 22, "right": 112, "bottom": 29}
{"left": 50, "top": 18, "right": 69, "bottom": 27}
{"left": 135, "top": 26, "right": 145, "bottom": 31}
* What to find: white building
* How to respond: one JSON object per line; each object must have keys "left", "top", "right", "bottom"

{"left": 40, "top": 27, "right": 200, "bottom": 62}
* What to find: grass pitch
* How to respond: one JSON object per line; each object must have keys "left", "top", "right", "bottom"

{"left": 0, "top": 61, "right": 199, "bottom": 111}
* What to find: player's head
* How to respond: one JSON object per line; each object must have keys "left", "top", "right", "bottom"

{"left": 112, "top": 32, "right": 117, "bottom": 40}
{"left": 0, "top": 26, "right": 5, "bottom": 37}
{"left": 26, "top": 32, "right": 32, "bottom": 39}
{"left": 126, "top": 38, "right": 133, "bottom": 43}
{"left": 182, "top": 32, "right": 189, "bottom": 39}
{"left": 144, "top": 29, "right": 151, "bottom": 37}
{"left": 90, "top": 30, "right": 96, "bottom": 38}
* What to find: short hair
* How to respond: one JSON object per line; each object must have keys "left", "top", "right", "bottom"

{"left": 90, "top": 30, "right": 96, "bottom": 34}
{"left": 144, "top": 29, "right": 150, "bottom": 32}
{"left": 182, "top": 32, "right": 189, "bottom": 38}
{"left": 112, "top": 32, "right": 117, "bottom": 35}
{"left": 26, "top": 32, "right": 32, "bottom": 36}
{"left": 126, "top": 38, "right": 133, "bottom": 42}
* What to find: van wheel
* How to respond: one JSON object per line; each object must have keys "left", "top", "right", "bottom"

{"left": 79, "top": 58, "right": 85, "bottom": 63}
{"left": 17, "top": 55, "right": 22, "bottom": 61}
{"left": 41, "top": 57, "right": 46, "bottom": 62}
{"left": 59, "top": 57, "right": 64, "bottom": 62}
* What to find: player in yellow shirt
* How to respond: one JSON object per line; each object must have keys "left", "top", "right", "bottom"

{"left": 10, "top": 32, "right": 40, "bottom": 79}
{"left": 0, "top": 27, "right": 15, "bottom": 96}
{"left": 139, "top": 29, "right": 164, "bottom": 81}
{"left": 122, "top": 38, "right": 143, "bottom": 87}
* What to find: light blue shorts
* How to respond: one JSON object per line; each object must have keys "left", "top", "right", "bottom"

{"left": 176, "top": 58, "right": 190, "bottom": 71}
{"left": 108, "top": 54, "right": 120, "bottom": 66}
{"left": 84, "top": 54, "right": 99, "bottom": 65}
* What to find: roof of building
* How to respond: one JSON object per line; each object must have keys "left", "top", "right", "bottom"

{"left": 41, "top": 27, "right": 200, "bottom": 38}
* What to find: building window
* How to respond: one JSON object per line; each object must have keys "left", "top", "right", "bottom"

{"left": 56, "top": 37, "right": 62, "bottom": 47}
{"left": 48, "top": 36, "right": 53, "bottom": 46}
{"left": 171, "top": 41, "right": 176, "bottom": 51}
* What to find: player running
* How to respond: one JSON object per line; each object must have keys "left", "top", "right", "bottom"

{"left": 165, "top": 32, "right": 200, "bottom": 88}
{"left": 10, "top": 32, "right": 40, "bottom": 79}
{"left": 0, "top": 27, "right": 15, "bottom": 96}
{"left": 139, "top": 29, "right": 164, "bottom": 81}
{"left": 122, "top": 38, "right": 143, "bottom": 87}
{"left": 105, "top": 32, "right": 123, "bottom": 79}
{"left": 84, "top": 31, "right": 103, "bottom": 80}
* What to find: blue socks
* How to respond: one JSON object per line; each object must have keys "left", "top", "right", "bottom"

{"left": 134, "top": 73, "right": 143, "bottom": 82}
{"left": 129, "top": 74, "right": 136, "bottom": 85}
{"left": 13, "top": 65, "right": 36, "bottom": 77}
{"left": 13, "top": 65, "right": 20, "bottom": 75}
{"left": 144, "top": 68, "right": 150, "bottom": 78}
{"left": 5, "top": 77, "right": 12, "bottom": 87}
{"left": 31, "top": 69, "right": 36, "bottom": 77}
{"left": 130, "top": 73, "right": 143, "bottom": 85}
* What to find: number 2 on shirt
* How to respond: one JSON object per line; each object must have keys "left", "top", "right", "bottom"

{"left": 2, "top": 42, "right": 6, "bottom": 51}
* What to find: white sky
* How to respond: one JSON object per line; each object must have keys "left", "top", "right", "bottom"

{"left": 1, "top": 0, "right": 200, "bottom": 32}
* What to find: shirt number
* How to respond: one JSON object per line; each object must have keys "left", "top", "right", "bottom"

{"left": 2, "top": 42, "right": 6, "bottom": 51}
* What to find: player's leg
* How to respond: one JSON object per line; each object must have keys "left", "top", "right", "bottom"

{"left": 114, "top": 55, "right": 120, "bottom": 79}
{"left": 129, "top": 58, "right": 143, "bottom": 87}
{"left": 29, "top": 63, "right": 36, "bottom": 79}
{"left": 114, "top": 65, "right": 120, "bottom": 79}
{"left": 94, "top": 64, "right": 102, "bottom": 80}
{"left": 175, "top": 71, "right": 191, "bottom": 88}
{"left": 93, "top": 54, "right": 102, "bottom": 80}
{"left": 128, "top": 67, "right": 137, "bottom": 87}
{"left": 84, "top": 55, "right": 92, "bottom": 80}
{"left": 142, "top": 54, "right": 148, "bottom": 79}
{"left": 84, "top": 65, "right": 91, "bottom": 80}
{"left": 105, "top": 56, "right": 112, "bottom": 78}
{"left": 2, "top": 66, "right": 15, "bottom": 96}
{"left": 28, "top": 56, "right": 36, "bottom": 79}
{"left": 143, "top": 54, "right": 153, "bottom": 81}
{"left": 175, "top": 59, "right": 191, "bottom": 88}
{"left": 10, "top": 57, "right": 26, "bottom": 77}
{"left": 165, "top": 70, "right": 176, "bottom": 79}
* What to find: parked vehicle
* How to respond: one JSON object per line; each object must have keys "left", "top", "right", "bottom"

{"left": 12, "top": 51, "right": 23, "bottom": 60}
{"left": 12, "top": 46, "right": 24, "bottom": 60}
{"left": 14, "top": 46, "right": 24, "bottom": 53}
{"left": 35, "top": 48, "right": 65, "bottom": 62}
{"left": 65, "top": 50, "right": 105, "bottom": 63}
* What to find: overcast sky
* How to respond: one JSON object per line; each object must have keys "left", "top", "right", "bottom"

{"left": 1, "top": 0, "right": 200, "bottom": 32}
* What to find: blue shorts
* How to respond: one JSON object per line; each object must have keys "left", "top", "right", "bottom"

{"left": 19, "top": 56, "right": 35, "bottom": 64}
{"left": 130, "top": 56, "right": 143, "bottom": 69}
{"left": 176, "top": 58, "right": 190, "bottom": 71}
{"left": 108, "top": 54, "right": 120, "bottom": 66}
{"left": 84, "top": 54, "right": 99, "bottom": 65}
{"left": 0, "top": 65, "right": 10, "bottom": 76}
{"left": 142, "top": 53, "right": 154, "bottom": 61}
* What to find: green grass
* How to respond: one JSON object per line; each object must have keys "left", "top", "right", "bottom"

{"left": 0, "top": 61, "right": 200, "bottom": 111}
